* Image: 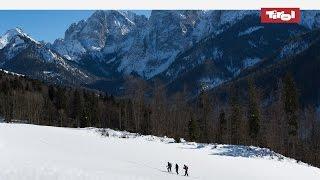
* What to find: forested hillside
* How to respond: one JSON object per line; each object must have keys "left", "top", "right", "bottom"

{"left": 0, "top": 69, "right": 319, "bottom": 168}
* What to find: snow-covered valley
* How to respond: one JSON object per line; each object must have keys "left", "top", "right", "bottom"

{"left": 0, "top": 123, "right": 319, "bottom": 180}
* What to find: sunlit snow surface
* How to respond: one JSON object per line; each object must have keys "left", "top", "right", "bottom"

{"left": 0, "top": 123, "right": 319, "bottom": 180}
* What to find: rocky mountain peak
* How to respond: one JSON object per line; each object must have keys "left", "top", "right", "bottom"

{"left": 0, "top": 27, "right": 39, "bottom": 50}
{"left": 53, "top": 10, "right": 148, "bottom": 61}
{"left": 64, "top": 10, "right": 145, "bottom": 50}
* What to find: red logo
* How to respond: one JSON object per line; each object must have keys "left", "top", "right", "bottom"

{"left": 261, "top": 8, "right": 301, "bottom": 23}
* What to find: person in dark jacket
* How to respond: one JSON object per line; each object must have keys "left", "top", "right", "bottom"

{"left": 175, "top": 163, "right": 179, "bottom": 174}
{"left": 167, "top": 162, "right": 172, "bottom": 172}
{"left": 183, "top": 165, "right": 189, "bottom": 176}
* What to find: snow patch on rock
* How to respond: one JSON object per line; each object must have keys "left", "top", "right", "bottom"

{"left": 199, "top": 77, "right": 225, "bottom": 91}
{"left": 52, "top": 39, "right": 86, "bottom": 61}
{"left": 227, "top": 65, "right": 241, "bottom": 77}
{"left": 212, "top": 47, "right": 223, "bottom": 60}
{"left": 238, "top": 26, "right": 264, "bottom": 37}
{"left": 301, "top": 11, "right": 320, "bottom": 29}
{"left": 0, "top": 69, "right": 24, "bottom": 76}
{"left": 243, "top": 57, "right": 261, "bottom": 68}
{"left": 279, "top": 41, "right": 309, "bottom": 60}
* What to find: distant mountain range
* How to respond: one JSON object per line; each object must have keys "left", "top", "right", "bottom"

{"left": 1, "top": 10, "right": 320, "bottom": 103}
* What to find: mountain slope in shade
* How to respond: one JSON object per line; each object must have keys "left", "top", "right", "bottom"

{"left": 157, "top": 15, "right": 309, "bottom": 96}
{"left": 206, "top": 29, "right": 320, "bottom": 107}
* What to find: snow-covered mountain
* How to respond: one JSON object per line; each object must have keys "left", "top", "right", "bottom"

{"left": 0, "top": 28, "right": 93, "bottom": 85}
{"left": 50, "top": 10, "right": 320, "bottom": 87}
{"left": 51, "top": 10, "right": 263, "bottom": 79}
{"left": 0, "top": 28, "right": 41, "bottom": 60}
{"left": 52, "top": 10, "right": 147, "bottom": 61}
{"left": 1, "top": 10, "right": 320, "bottom": 94}
{"left": 51, "top": 10, "right": 320, "bottom": 79}
{"left": 1, "top": 123, "right": 319, "bottom": 180}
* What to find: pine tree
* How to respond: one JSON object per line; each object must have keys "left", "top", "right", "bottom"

{"left": 188, "top": 114, "right": 199, "bottom": 142}
{"left": 48, "top": 85, "right": 55, "bottom": 101}
{"left": 247, "top": 79, "right": 261, "bottom": 144}
{"left": 141, "top": 106, "right": 152, "bottom": 135}
{"left": 229, "top": 87, "right": 242, "bottom": 145}
{"left": 4, "top": 94, "right": 13, "bottom": 123}
{"left": 72, "top": 90, "right": 84, "bottom": 127}
{"left": 56, "top": 87, "right": 67, "bottom": 110}
{"left": 218, "top": 109, "right": 227, "bottom": 143}
{"left": 282, "top": 73, "right": 299, "bottom": 156}
{"left": 198, "top": 91, "right": 211, "bottom": 142}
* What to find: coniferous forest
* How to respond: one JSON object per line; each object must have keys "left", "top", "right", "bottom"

{"left": 0, "top": 70, "right": 319, "bottom": 168}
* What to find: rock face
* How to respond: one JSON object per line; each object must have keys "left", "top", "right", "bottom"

{"left": 117, "top": 10, "right": 201, "bottom": 78}
{"left": 52, "top": 10, "right": 147, "bottom": 61}
{"left": 1, "top": 10, "right": 320, "bottom": 95}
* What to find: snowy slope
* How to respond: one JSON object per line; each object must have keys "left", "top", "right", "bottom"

{"left": 0, "top": 123, "right": 319, "bottom": 180}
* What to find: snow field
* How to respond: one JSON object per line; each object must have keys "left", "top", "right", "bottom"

{"left": 0, "top": 123, "right": 319, "bottom": 180}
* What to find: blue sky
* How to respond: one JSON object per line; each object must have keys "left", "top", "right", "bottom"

{"left": 0, "top": 10, "right": 151, "bottom": 43}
